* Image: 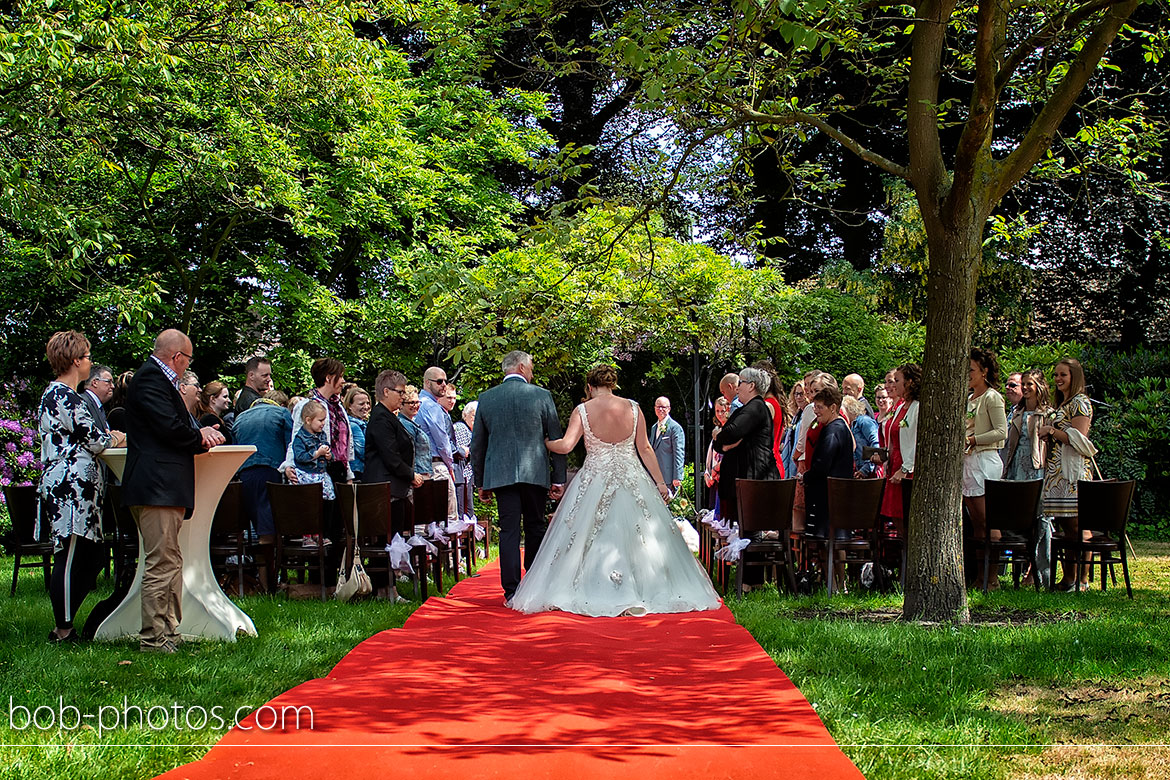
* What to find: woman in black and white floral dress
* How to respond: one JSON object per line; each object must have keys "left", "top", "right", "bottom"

{"left": 39, "top": 330, "right": 124, "bottom": 643}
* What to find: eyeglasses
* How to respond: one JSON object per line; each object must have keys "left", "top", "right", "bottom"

{"left": 1006, "top": 382, "right": 1020, "bottom": 389}
{"left": 387, "top": 387, "right": 406, "bottom": 396}
{"left": 175, "top": 351, "right": 193, "bottom": 361}
{"left": 92, "top": 377, "right": 113, "bottom": 385}
{"left": 182, "top": 382, "right": 200, "bottom": 390}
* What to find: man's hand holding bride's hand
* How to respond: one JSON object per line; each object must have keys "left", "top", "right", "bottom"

{"left": 549, "top": 483, "right": 565, "bottom": 501}
{"left": 656, "top": 482, "right": 670, "bottom": 503}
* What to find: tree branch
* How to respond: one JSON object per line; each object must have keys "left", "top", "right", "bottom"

{"left": 995, "top": 0, "right": 1141, "bottom": 200}
{"left": 907, "top": 0, "right": 957, "bottom": 203}
{"left": 995, "top": 0, "right": 1125, "bottom": 94}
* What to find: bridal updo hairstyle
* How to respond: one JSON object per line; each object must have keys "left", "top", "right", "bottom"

{"left": 586, "top": 364, "right": 619, "bottom": 389}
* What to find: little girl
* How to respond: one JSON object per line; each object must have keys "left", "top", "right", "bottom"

{"left": 292, "top": 400, "right": 334, "bottom": 547}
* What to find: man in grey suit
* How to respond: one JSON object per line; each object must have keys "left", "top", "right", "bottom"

{"left": 650, "top": 396, "right": 685, "bottom": 496}
{"left": 82, "top": 365, "right": 115, "bottom": 433}
{"left": 470, "top": 351, "right": 567, "bottom": 604}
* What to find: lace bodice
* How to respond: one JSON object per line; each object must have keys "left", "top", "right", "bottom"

{"left": 579, "top": 400, "right": 640, "bottom": 463}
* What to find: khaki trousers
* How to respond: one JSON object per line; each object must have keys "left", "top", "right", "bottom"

{"left": 132, "top": 505, "right": 184, "bottom": 647}
{"left": 430, "top": 462, "right": 458, "bottom": 522}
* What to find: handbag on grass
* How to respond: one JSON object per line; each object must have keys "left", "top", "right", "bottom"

{"left": 335, "top": 496, "right": 373, "bottom": 602}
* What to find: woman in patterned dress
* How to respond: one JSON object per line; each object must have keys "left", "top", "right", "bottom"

{"left": 39, "top": 330, "right": 123, "bottom": 643}
{"left": 1039, "top": 358, "right": 1094, "bottom": 590}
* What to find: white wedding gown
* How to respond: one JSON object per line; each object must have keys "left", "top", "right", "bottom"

{"left": 510, "top": 399, "right": 722, "bottom": 617}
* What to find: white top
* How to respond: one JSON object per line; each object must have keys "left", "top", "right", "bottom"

{"left": 899, "top": 400, "right": 920, "bottom": 475}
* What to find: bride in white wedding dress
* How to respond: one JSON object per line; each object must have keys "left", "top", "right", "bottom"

{"left": 510, "top": 365, "right": 722, "bottom": 617}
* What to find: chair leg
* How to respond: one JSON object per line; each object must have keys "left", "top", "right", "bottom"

{"left": 734, "top": 553, "right": 744, "bottom": 598}
{"left": 826, "top": 540, "right": 835, "bottom": 596}
{"left": 1121, "top": 548, "right": 1133, "bottom": 599}
{"left": 10, "top": 548, "right": 19, "bottom": 597}
{"left": 982, "top": 545, "right": 991, "bottom": 594}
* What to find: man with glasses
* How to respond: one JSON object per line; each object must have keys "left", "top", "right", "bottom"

{"left": 122, "top": 329, "right": 225, "bottom": 653}
{"left": 82, "top": 365, "right": 115, "bottom": 433}
{"left": 650, "top": 397, "right": 685, "bottom": 498}
{"left": 417, "top": 367, "right": 458, "bottom": 521}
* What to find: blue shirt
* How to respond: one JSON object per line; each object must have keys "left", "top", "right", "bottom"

{"left": 233, "top": 401, "right": 293, "bottom": 472}
{"left": 349, "top": 417, "right": 367, "bottom": 476}
{"left": 851, "top": 414, "right": 880, "bottom": 477}
{"left": 417, "top": 389, "right": 453, "bottom": 472}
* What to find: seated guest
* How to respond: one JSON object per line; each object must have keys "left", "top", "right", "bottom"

{"left": 195, "top": 380, "right": 234, "bottom": 444}
{"left": 800, "top": 387, "right": 854, "bottom": 539}
{"left": 843, "top": 395, "right": 880, "bottom": 478}
{"left": 233, "top": 389, "right": 292, "bottom": 591}
{"left": 398, "top": 385, "right": 433, "bottom": 479}
{"left": 39, "top": 331, "right": 125, "bottom": 643}
{"left": 345, "top": 387, "right": 371, "bottom": 481}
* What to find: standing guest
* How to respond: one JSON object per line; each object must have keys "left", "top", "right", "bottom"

{"left": 843, "top": 395, "right": 880, "bottom": 478}
{"left": 713, "top": 367, "right": 780, "bottom": 521}
{"left": 440, "top": 385, "right": 469, "bottom": 520}
{"left": 470, "top": 350, "right": 567, "bottom": 604}
{"left": 792, "top": 372, "right": 828, "bottom": 532}
{"left": 178, "top": 371, "right": 201, "bottom": 416}
{"left": 81, "top": 365, "right": 115, "bottom": 433}
{"left": 195, "top": 381, "right": 234, "bottom": 445}
{"left": 105, "top": 370, "right": 134, "bottom": 432}
{"left": 399, "top": 385, "right": 434, "bottom": 479}
{"left": 1002, "top": 369, "right": 1050, "bottom": 482}
{"left": 885, "top": 364, "right": 921, "bottom": 518}
{"left": 1039, "top": 358, "right": 1095, "bottom": 590}
{"left": 364, "top": 370, "right": 424, "bottom": 523}
{"left": 650, "top": 396, "right": 686, "bottom": 498}
{"left": 964, "top": 349, "right": 1008, "bottom": 588}
{"left": 39, "top": 332, "right": 125, "bottom": 643}
{"left": 1000, "top": 371, "right": 1024, "bottom": 462}
{"left": 281, "top": 359, "right": 353, "bottom": 561}
{"left": 345, "top": 387, "right": 371, "bottom": 482}
{"left": 752, "top": 360, "right": 788, "bottom": 478}
{"left": 417, "top": 366, "right": 459, "bottom": 521}
{"left": 800, "top": 387, "right": 854, "bottom": 538}
{"left": 232, "top": 389, "right": 292, "bottom": 591}
{"left": 780, "top": 381, "right": 806, "bottom": 481}
{"left": 719, "top": 372, "right": 743, "bottom": 412}
{"left": 842, "top": 373, "right": 876, "bottom": 417}
{"left": 286, "top": 395, "right": 305, "bottom": 411}
{"left": 235, "top": 357, "right": 273, "bottom": 415}
{"left": 703, "top": 396, "right": 732, "bottom": 513}
{"left": 122, "top": 329, "right": 224, "bottom": 652}
{"left": 453, "top": 399, "right": 478, "bottom": 523}
{"left": 874, "top": 384, "right": 892, "bottom": 417}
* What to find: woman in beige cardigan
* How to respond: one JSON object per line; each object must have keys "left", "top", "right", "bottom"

{"left": 964, "top": 349, "right": 1008, "bottom": 587}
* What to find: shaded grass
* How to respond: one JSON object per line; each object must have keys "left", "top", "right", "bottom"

{"left": 726, "top": 540, "right": 1170, "bottom": 779}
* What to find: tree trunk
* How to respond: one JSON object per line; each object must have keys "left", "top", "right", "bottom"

{"left": 902, "top": 215, "right": 984, "bottom": 623}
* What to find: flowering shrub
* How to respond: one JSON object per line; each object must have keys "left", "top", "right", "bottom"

{"left": 0, "top": 379, "right": 41, "bottom": 538}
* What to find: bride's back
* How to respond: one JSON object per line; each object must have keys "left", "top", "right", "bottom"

{"left": 582, "top": 394, "right": 637, "bottom": 445}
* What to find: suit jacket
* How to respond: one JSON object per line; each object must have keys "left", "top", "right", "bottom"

{"left": 82, "top": 389, "right": 110, "bottom": 433}
{"left": 470, "top": 376, "right": 567, "bottom": 491}
{"left": 650, "top": 414, "right": 686, "bottom": 485}
{"left": 121, "top": 358, "right": 206, "bottom": 515}
{"left": 362, "top": 404, "right": 415, "bottom": 499}
{"left": 714, "top": 396, "right": 779, "bottom": 518}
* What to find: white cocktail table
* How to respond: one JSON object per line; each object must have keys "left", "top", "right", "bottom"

{"left": 95, "top": 445, "right": 258, "bottom": 642}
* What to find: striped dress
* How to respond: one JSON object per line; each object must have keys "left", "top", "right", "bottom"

{"left": 1041, "top": 394, "right": 1093, "bottom": 518}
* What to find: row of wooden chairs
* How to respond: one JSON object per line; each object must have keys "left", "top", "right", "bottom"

{"left": 700, "top": 477, "right": 1137, "bottom": 599}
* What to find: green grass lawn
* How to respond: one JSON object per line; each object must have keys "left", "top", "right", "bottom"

{"left": 1, "top": 543, "right": 1168, "bottom": 779}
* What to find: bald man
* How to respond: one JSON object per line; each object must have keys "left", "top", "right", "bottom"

{"left": 650, "top": 396, "right": 686, "bottom": 496}
{"left": 842, "top": 373, "right": 875, "bottom": 418}
{"left": 122, "top": 329, "right": 225, "bottom": 652}
{"left": 720, "top": 373, "right": 743, "bottom": 411}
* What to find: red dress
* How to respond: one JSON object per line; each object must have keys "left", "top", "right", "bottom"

{"left": 764, "top": 396, "right": 785, "bottom": 478}
{"left": 879, "top": 401, "right": 909, "bottom": 518}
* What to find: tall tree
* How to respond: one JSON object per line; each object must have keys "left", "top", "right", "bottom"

{"left": 594, "top": 0, "right": 1166, "bottom": 619}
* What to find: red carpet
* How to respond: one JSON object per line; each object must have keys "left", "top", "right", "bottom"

{"left": 159, "top": 563, "right": 864, "bottom": 780}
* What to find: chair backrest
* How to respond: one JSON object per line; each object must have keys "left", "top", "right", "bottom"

{"left": 2, "top": 484, "right": 40, "bottom": 543}
{"left": 350, "top": 482, "right": 392, "bottom": 537}
{"left": 211, "top": 480, "right": 244, "bottom": 536}
{"left": 410, "top": 479, "right": 448, "bottom": 529}
{"left": 1077, "top": 479, "right": 1136, "bottom": 538}
{"left": 735, "top": 479, "right": 797, "bottom": 535}
{"left": 827, "top": 477, "right": 885, "bottom": 532}
{"left": 984, "top": 479, "right": 1043, "bottom": 536}
{"left": 266, "top": 482, "right": 325, "bottom": 536}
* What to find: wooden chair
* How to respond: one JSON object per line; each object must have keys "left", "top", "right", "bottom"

{"left": 3, "top": 484, "right": 52, "bottom": 596}
{"left": 336, "top": 481, "right": 398, "bottom": 599}
{"left": 812, "top": 477, "right": 886, "bottom": 595}
{"left": 209, "top": 481, "right": 254, "bottom": 596}
{"left": 266, "top": 482, "right": 330, "bottom": 601}
{"left": 408, "top": 479, "right": 452, "bottom": 595}
{"left": 1051, "top": 480, "right": 1137, "bottom": 598}
{"left": 978, "top": 478, "right": 1044, "bottom": 593}
{"left": 732, "top": 479, "right": 798, "bottom": 597}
